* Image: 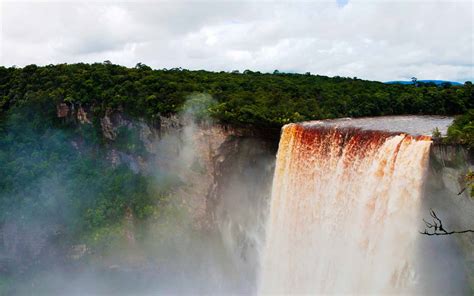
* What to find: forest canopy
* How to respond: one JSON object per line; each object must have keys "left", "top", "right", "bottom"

{"left": 1, "top": 62, "right": 472, "bottom": 128}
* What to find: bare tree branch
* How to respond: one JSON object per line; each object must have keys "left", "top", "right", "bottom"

{"left": 420, "top": 209, "right": 474, "bottom": 236}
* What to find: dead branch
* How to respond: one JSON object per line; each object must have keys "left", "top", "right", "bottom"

{"left": 420, "top": 209, "right": 474, "bottom": 236}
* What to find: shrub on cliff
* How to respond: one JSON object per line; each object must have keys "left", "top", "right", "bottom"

{"left": 446, "top": 109, "right": 474, "bottom": 148}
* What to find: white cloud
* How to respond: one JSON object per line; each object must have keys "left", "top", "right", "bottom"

{"left": 1, "top": 0, "right": 472, "bottom": 82}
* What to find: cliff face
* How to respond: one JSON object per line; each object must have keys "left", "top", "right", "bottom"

{"left": 207, "top": 136, "right": 276, "bottom": 288}
{"left": 93, "top": 109, "right": 278, "bottom": 231}
{"left": 423, "top": 145, "right": 474, "bottom": 293}
{"left": 91, "top": 108, "right": 277, "bottom": 292}
{"left": 427, "top": 145, "right": 473, "bottom": 231}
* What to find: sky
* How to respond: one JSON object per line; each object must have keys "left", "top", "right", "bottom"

{"left": 0, "top": 0, "right": 473, "bottom": 82}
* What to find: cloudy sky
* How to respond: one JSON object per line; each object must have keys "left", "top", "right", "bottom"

{"left": 1, "top": 0, "right": 473, "bottom": 82}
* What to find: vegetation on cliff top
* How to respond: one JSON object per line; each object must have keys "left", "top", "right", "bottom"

{"left": 1, "top": 63, "right": 472, "bottom": 127}
{"left": 446, "top": 110, "right": 474, "bottom": 148}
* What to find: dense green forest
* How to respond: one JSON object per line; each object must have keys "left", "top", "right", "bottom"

{"left": 1, "top": 62, "right": 473, "bottom": 127}
{"left": 0, "top": 63, "right": 472, "bottom": 293}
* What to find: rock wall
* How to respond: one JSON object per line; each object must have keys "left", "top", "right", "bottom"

{"left": 422, "top": 144, "right": 474, "bottom": 293}
{"left": 95, "top": 110, "right": 278, "bottom": 292}
{"left": 93, "top": 110, "right": 278, "bottom": 292}
{"left": 207, "top": 136, "right": 276, "bottom": 290}
{"left": 428, "top": 145, "right": 473, "bottom": 232}
{"left": 85, "top": 106, "right": 279, "bottom": 233}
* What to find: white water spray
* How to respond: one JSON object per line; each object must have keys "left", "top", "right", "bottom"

{"left": 259, "top": 123, "right": 432, "bottom": 294}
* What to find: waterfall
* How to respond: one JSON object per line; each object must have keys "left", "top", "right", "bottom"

{"left": 259, "top": 123, "right": 432, "bottom": 294}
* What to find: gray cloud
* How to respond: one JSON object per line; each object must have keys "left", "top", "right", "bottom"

{"left": 1, "top": 0, "right": 473, "bottom": 82}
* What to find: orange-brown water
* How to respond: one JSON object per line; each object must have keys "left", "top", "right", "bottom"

{"left": 259, "top": 123, "right": 432, "bottom": 294}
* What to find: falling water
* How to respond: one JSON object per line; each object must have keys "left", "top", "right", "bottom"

{"left": 259, "top": 122, "right": 433, "bottom": 294}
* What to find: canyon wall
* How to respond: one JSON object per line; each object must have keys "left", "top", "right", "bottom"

{"left": 422, "top": 145, "right": 474, "bottom": 293}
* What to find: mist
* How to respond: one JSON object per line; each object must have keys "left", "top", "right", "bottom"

{"left": 0, "top": 93, "right": 276, "bottom": 295}
{"left": 414, "top": 146, "right": 473, "bottom": 295}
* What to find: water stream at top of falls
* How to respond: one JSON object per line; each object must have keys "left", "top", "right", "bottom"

{"left": 257, "top": 116, "right": 450, "bottom": 294}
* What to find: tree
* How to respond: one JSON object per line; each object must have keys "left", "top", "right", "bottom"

{"left": 135, "top": 63, "right": 151, "bottom": 71}
{"left": 432, "top": 127, "right": 442, "bottom": 140}
{"left": 446, "top": 110, "right": 474, "bottom": 147}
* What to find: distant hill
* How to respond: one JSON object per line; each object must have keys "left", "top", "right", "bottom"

{"left": 385, "top": 80, "right": 463, "bottom": 86}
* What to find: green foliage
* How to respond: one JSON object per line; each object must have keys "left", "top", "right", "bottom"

{"left": 0, "top": 93, "right": 174, "bottom": 245}
{"left": 115, "top": 126, "right": 147, "bottom": 155}
{"left": 446, "top": 109, "right": 474, "bottom": 148}
{"left": 182, "top": 93, "right": 216, "bottom": 122}
{"left": 1, "top": 63, "right": 471, "bottom": 128}
{"left": 432, "top": 127, "right": 442, "bottom": 139}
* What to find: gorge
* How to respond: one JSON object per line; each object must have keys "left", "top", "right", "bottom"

{"left": 5, "top": 107, "right": 473, "bottom": 294}
{"left": 0, "top": 65, "right": 472, "bottom": 294}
